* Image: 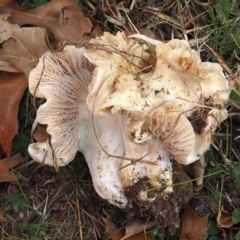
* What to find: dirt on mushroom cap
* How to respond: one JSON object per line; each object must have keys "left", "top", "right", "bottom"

{"left": 124, "top": 161, "right": 193, "bottom": 228}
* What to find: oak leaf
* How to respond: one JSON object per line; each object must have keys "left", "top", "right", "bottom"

{"left": 0, "top": 153, "right": 25, "bottom": 182}
{"left": 0, "top": 0, "right": 11, "bottom": 6}
{"left": 0, "top": 0, "right": 93, "bottom": 44}
{"left": 0, "top": 72, "right": 27, "bottom": 154}
{"left": 0, "top": 61, "right": 20, "bottom": 73}
{"left": 179, "top": 203, "right": 208, "bottom": 240}
{"left": 0, "top": 17, "right": 50, "bottom": 76}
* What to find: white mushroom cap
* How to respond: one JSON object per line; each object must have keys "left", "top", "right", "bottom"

{"left": 143, "top": 39, "right": 229, "bottom": 115}
{"left": 28, "top": 46, "right": 92, "bottom": 168}
{"left": 28, "top": 140, "right": 54, "bottom": 165}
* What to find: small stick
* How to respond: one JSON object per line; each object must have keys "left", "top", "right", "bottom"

{"left": 76, "top": 193, "right": 83, "bottom": 240}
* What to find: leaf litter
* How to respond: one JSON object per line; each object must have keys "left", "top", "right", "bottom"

{"left": 0, "top": 16, "right": 50, "bottom": 76}
{"left": 0, "top": 1, "right": 102, "bottom": 238}
{"left": 0, "top": 0, "right": 93, "bottom": 44}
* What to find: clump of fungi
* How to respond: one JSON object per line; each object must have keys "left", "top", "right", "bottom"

{"left": 28, "top": 32, "right": 229, "bottom": 227}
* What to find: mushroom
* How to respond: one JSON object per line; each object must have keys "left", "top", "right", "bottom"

{"left": 28, "top": 32, "right": 230, "bottom": 227}
{"left": 28, "top": 45, "right": 128, "bottom": 206}
{"left": 28, "top": 46, "right": 92, "bottom": 168}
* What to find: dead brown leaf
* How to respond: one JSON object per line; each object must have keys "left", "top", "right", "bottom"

{"left": 103, "top": 217, "right": 125, "bottom": 240}
{"left": 122, "top": 220, "right": 157, "bottom": 240}
{"left": 179, "top": 203, "right": 208, "bottom": 240}
{"left": 0, "top": 0, "right": 93, "bottom": 44}
{"left": 0, "top": 0, "right": 11, "bottom": 6}
{"left": 0, "top": 61, "right": 20, "bottom": 73}
{"left": 218, "top": 214, "right": 234, "bottom": 228}
{"left": 86, "top": 15, "right": 103, "bottom": 38}
{"left": 0, "top": 153, "right": 25, "bottom": 182}
{"left": 33, "top": 125, "right": 51, "bottom": 142}
{"left": 0, "top": 211, "right": 7, "bottom": 223}
{"left": 0, "top": 17, "right": 16, "bottom": 43}
{"left": 124, "top": 232, "right": 153, "bottom": 240}
{"left": 0, "top": 17, "right": 50, "bottom": 76}
{"left": 103, "top": 217, "right": 156, "bottom": 240}
{"left": 0, "top": 72, "right": 27, "bottom": 154}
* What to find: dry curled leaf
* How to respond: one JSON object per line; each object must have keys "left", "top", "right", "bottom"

{"left": 0, "top": 0, "right": 93, "bottom": 44}
{"left": 0, "top": 72, "right": 28, "bottom": 154}
{"left": 180, "top": 203, "right": 208, "bottom": 240}
{"left": 0, "top": 17, "right": 50, "bottom": 76}
{"left": 0, "top": 153, "right": 25, "bottom": 182}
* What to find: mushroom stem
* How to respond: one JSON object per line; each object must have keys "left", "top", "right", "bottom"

{"left": 78, "top": 112, "right": 128, "bottom": 207}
